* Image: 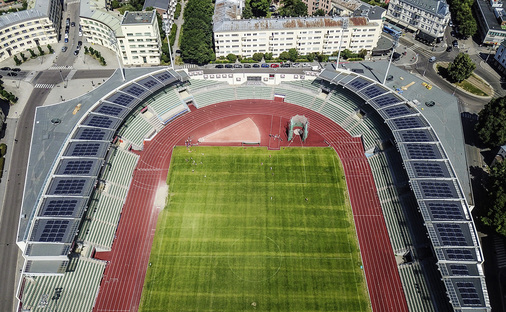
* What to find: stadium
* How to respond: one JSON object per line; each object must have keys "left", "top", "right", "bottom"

{"left": 15, "top": 63, "right": 490, "bottom": 311}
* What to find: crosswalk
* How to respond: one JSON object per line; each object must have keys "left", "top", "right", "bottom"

{"left": 181, "top": 64, "right": 197, "bottom": 69}
{"left": 35, "top": 83, "right": 55, "bottom": 89}
{"left": 48, "top": 65, "right": 73, "bottom": 70}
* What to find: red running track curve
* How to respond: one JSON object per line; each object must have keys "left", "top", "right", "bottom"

{"left": 93, "top": 100, "right": 409, "bottom": 312}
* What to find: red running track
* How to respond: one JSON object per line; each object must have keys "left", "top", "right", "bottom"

{"left": 93, "top": 100, "right": 408, "bottom": 312}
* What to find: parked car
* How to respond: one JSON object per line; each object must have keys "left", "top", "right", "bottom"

{"left": 270, "top": 63, "right": 279, "bottom": 68}
{"left": 452, "top": 40, "right": 459, "bottom": 48}
{"left": 7, "top": 72, "right": 17, "bottom": 76}
{"left": 261, "top": 63, "right": 269, "bottom": 68}
{"left": 176, "top": 49, "right": 181, "bottom": 54}
{"left": 225, "top": 64, "right": 233, "bottom": 68}
{"left": 71, "top": 22, "right": 75, "bottom": 27}
{"left": 64, "top": 37, "right": 68, "bottom": 43}
{"left": 252, "top": 64, "right": 260, "bottom": 68}
{"left": 292, "top": 62, "right": 300, "bottom": 67}
{"left": 78, "top": 41, "right": 82, "bottom": 47}
{"left": 62, "top": 46, "right": 68, "bottom": 52}
{"left": 244, "top": 64, "right": 251, "bottom": 68}
{"left": 234, "top": 64, "right": 242, "bottom": 68}
{"left": 281, "top": 63, "right": 290, "bottom": 67}
{"left": 449, "top": 20, "right": 453, "bottom": 27}
{"left": 78, "top": 31, "right": 82, "bottom": 37}
{"left": 74, "top": 50, "right": 79, "bottom": 56}
{"left": 429, "top": 56, "right": 436, "bottom": 63}
{"left": 215, "top": 64, "right": 224, "bottom": 68}
{"left": 66, "top": 18, "right": 70, "bottom": 27}
{"left": 446, "top": 46, "right": 452, "bottom": 52}
{"left": 12, "top": 68, "right": 21, "bottom": 72}
{"left": 1, "top": 67, "right": 11, "bottom": 71}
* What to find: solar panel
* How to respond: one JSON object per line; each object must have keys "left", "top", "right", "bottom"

{"left": 404, "top": 144, "right": 443, "bottom": 159}
{"left": 436, "top": 224, "right": 468, "bottom": 246}
{"left": 396, "top": 129, "right": 436, "bottom": 143}
{"left": 64, "top": 142, "right": 109, "bottom": 158}
{"left": 153, "top": 71, "right": 173, "bottom": 82}
{"left": 382, "top": 105, "right": 416, "bottom": 119}
{"left": 369, "top": 93, "right": 402, "bottom": 108}
{"left": 347, "top": 77, "right": 372, "bottom": 91}
{"left": 426, "top": 201, "right": 465, "bottom": 220}
{"left": 361, "top": 85, "right": 387, "bottom": 99}
{"left": 137, "top": 77, "right": 161, "bottom": 90}
{"left": 56, "top": 159, "right": 99, "bottom": 176}
{"left": 410, "top": 161, "right": 450, "bottom": 178}
{"left": 419, "top": 181, "right": 458, "bottom": 198}
{"left": 122, "top": 84, "right": 148, "bottom": 98}
{"left": 82, "top": 115, "right": 121, "bottom": 129}
{"left": 456, "top": 282, "right": 482, "bottom": 305}
{"left": 450, "top": 264, "right": 470, "bottom": 276}
{"left": 38, "top": 219, "right": 69, "bottom": 242}
{"left": 94, "top": 103, "right": 129, "bottom": 118}
{"left": 445, "top": 248, "right": 475, "bottom": 261}
{"left": 72, "top": 128, "right": 115, "bottom": 141}
{"left": 390, "top": 116, "right": 426, "bottom": 130}
{"left": 105, "top": 92, "right": 136, "bottom": 107}
{"left": 39, "top": 197, "right": 88, "bottom": 217}
{"left": 46, "top": 177, "right": 95, "bottom": 196}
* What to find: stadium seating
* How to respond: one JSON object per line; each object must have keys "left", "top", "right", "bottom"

{"left": 101, "top": 148, "right": 139, "bottom": 187}
{"left": 188, "top": 79, "right": 226, "bottom": 92}
{"left": 274, "top": 87, "right": 317, "bottom": 109}
{"left": 399, "top": 262, "right": 435, "bottom": 312}
{"left": 19, "top": 257, "right": 105, "bottom": 312}
{"left": 120, "top": 115, "right": 155, "bottom": 148}
{"left": 235, "top": 86, "right": 274, "bottom": 100}
{"left": 148, "top": 89, "right": 186, "bottom": 120}
{"left": 193, "top": 87, "right": 236, "bottom": 107}
{"left": 284, "top": 80, "right": 322, "bottom": 93}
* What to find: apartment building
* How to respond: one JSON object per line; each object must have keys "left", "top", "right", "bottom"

{"left": 143, "top": 0, "right": 177, "bottom": 25}
{"left": 475, "top": 0, "right": 506, "bottom": 45}
{"left": 0, "top": 0, "right": 61, "bottom": 62}
{"left": 80, "top": 1, "right": 162, "bottom": 65}
{"left": 302, "top": 0, "right": 332, "bottom": 15}
{"left": 213, "top": 0, "right": 385, "bottom": 58}
{"left": 386, "top": 0, "right": 450, "bottom": 43}
{"left": 492, "top": 39, "right": 506, "bottom": 74}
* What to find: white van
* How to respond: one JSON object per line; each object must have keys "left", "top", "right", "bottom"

{"left": 429, "top": 56, "right": 436, "bottom": 63}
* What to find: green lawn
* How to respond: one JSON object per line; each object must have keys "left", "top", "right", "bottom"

{"left": 139, "top": 146, "right": 370, "bottom": 312}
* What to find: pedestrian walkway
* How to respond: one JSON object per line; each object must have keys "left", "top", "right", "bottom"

{"left": 48, "top": 65, "right": 73, "bottom": 70}
{"left": 34, "top": 83, "right": 55, "bottom": 89}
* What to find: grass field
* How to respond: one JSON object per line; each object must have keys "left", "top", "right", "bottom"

{"left": 139, "top": 146, "right": 371, "bottom": 312}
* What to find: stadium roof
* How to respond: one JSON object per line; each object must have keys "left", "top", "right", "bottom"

{"left": 319, "top": 65, "right": 489, "bottom": 311}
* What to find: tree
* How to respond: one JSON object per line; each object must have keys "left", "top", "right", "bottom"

{"left": 84, "top": 46, "right": 89, "bottom": 54}
{"left": 47, "top": 44, "right": 54, "bottom": 54}
{"left": 37, "top": 45, "right": 44, "bottom": 56}
{"left": 358, "top": 49, "right": 367, "bottom": 59}
{"left": 476, "top": 96, "right": 506, "bottom": 147}
{"left": 226, "top": 53, "right": 237, "bottom": 62}
{"left": 306, "top": 53, "right": 315, "bottom": 62}
{"left": 458, "top": 17, "right": 477, "bottom": 39}
{"left": 316, "top": 53, "right": 328, "bottom": 62}
{"left": 279, "top": 0, "right": 308, "bottom": 17}
{"left": 264, "top": 52, "right": 273, "bottom": 61}
{"left": 481, "top": 161, "right": 506, "bottom": 236}
{"left": 279, "top": 51, "right": 290, "bottom": 61}
{"left": 313, "top": 9, "right": 325, "bottom": 16}
{"left": 14, "top": 55, "right": 21, "bottom": 65}
{"left": 242, "top": 3, "right": 253, "bottom": 19}
{"left": 20, "top": 52, "right": 27, "bottom": 62}
{"left": 288, "top": 48, "right": 298, "bottom": 62}
{"left": 28, "top": 49, "right": 36, "bottom": 58}
{"left": 249, "top": 0, "right": 270, "bottom": 17}
{"left": 447, "top": 52, "right": 475, "bottom": 82}
{"left": 341, "top": 49, "right": 353, "bottom": 59}
{"left": 252, "top": 52, "right": 264, "bottom": 62}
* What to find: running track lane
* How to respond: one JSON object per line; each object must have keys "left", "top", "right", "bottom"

{"left": 93, "top": 100, "right": 408, "bottom": 312}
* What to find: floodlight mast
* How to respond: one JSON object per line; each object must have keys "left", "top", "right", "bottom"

{"left": 164, "top": 20, "right": 175, "bottom": 70}
{"left": 336, "top": 18, "right": 349, "bottom": 69}
{"left": 383, "top": 33, "right": 399, "bottom": 85}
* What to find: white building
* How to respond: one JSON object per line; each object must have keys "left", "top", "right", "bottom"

{"left": 143, "top": 0, "right": 177, "bottom": 25}
{"left": 0, "top": 0, "right": 61, "bottom": 62}
{"left": 213, "top": 0, "right": 385, "bottom": 58}
{"left": 493, "top": 39, "right": 506, "bottom": 75}
{"left": 80, "top": 1, "right": 161, "bottom": 66}
{"left": 386, "top": 0, "right": 450, "bottom": 43}
{"left": 475, "top": 0, "right": 506, "bottom": 45}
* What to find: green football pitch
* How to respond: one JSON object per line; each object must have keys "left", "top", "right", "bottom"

{"left": 139, "top": 146, "right": 371, "bottom": 312}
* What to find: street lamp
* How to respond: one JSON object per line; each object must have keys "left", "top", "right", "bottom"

{"left": 59, "top": 69, "right": 67, "bottom": 88}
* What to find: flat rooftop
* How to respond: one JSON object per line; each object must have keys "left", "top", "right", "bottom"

{"left": 121, "top": 11, "right": 155, "bottom": 25}
{"left": 476, "top": 0, "right": 506, "bottom": 32}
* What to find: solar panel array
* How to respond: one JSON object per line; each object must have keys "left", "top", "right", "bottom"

{"left": 317, "top": 69, "right": 489, "bottom": 310}
{"left": 26, "top": 69, "right": 183, "bottom": 267}
{"left": 345, "top": 77, "right": 372, "bottom": 92}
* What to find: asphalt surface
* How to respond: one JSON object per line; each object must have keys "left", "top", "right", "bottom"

{"left": 0, "top": 87, "right": 53, "bottom": 312}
